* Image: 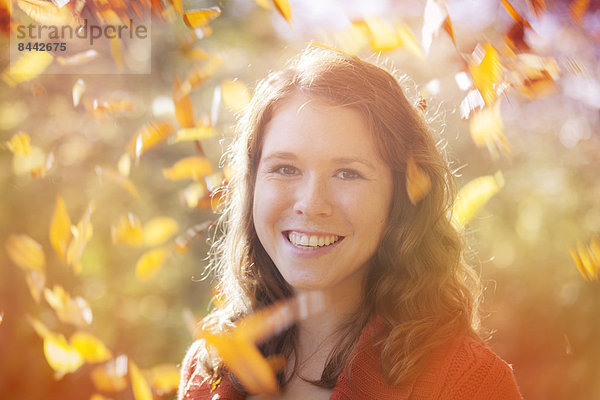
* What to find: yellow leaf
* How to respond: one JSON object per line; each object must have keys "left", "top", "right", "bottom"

{"left": 469, "top": 43, "right": 502, "bottom": 106}
{"left": 172, "top": 0, "right": 183, "bottom": 14}
{"left": 50, "top": 195, "right": 72, "bottom": 260}
{"left": 453, "top": 171, "right": 504, "bottom": 228}
{"left": 135, "top": 247, "right": 170, "bottom": 281}
{"left": 570, "top": 236, "right": 600, "bottom": 281}
{"left": 95, "top": 167, "right": 141, "bottom": 199}
{"left": 44, "top": 285, "right": 93, "bottom": 327}
{"left": 5, "top": 132, "right": 31, "bottom": 155}
{"left": 109, "top": 37, "right": 124, "bottom": 70}
{"left": 178, "top": 56, "right": 225, "bottom": 98}
{"left": 182, "top": 183, "right": 209, "bottom": 208}
{"left": 17, "top": 0, "right": 81, "bottom": 25}
{"left": 148, "top": 364, "right": 180, "bottom": 394}
{"left": 183, "top": 6, "right": 221, "bottom": 28}
{"left": 43, "top": 333, "right": 84, "bottom": 378}
{"left": 405, "top": 155, "right": 431, "bottom": 205}
{"left": 173, "top": 125, "right": 216, "bottom": 142}
{"left": 513, "top": 54, "right": 560, "bottom": 100}
{"left": 272, "top": 0, "right": 292, "bottom": 23}
{"left": 354, "top": 18, "right": 401, "bottom": 53}
{"left": 174, "top": 221, "right": 213, "bottom": 254}
{"left": 222, "top": 79, "right": 252, "bottom": 112}
{"left": 72, "top": 79, "right": 86, "bottom": 107}
{"left": 127, "top": 122, "right": 175, "bottom": 160}
{"left": 1, "top": 51, "right": 53, "bottom": 87}
{"left": 111, "top": 214, "right": 143, "bottom": 247}
{"left": 129, "top": 361, "right": 153, "bottom": 400}
{"left": 118, "top": 153, "right": 131, "bottom": 177}
{"left": 66, "top": 200, "right": 95, "bottom": 274}
{"left": 162, "top": 157, "right": 213, "bottom": 181}
{"left": 142, "top": 217, "right": 179, "bottom": 246}
{"left": 70, "top": 332, "right": 112, "bottom": 363}
{"left": 5, "top": 234, "right": 45, "bottom": 272}
{"left": 469, "top": 100, "right": 510, "bottom": 157}
{"left": 27, "top": 315, "right": 53, "bottom": 339}
{"left": 254, "top": 0, "right": 272, "bottom": 9}
{"left": 91, "top": 356, "right": 129, "bottom": 392}
{"left": 173, "top": 76, "right": 195, "bottom": 128}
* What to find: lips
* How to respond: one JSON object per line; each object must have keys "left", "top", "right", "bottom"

{"left": 285, "top": 231, "right": 344, "bottom": 249}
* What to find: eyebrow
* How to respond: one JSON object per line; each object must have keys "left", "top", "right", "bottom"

{"left": 262, "top": 152, "right": 375, "bottom": 171}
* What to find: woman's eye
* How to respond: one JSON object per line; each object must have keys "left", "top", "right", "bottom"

{"left": 272, "top": 165, "right": 299, "bottom": 176}
{"left": 336, "top": 169, "right": 363, "bottom": 180}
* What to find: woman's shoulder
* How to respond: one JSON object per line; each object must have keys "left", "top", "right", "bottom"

{"left": 413, "top": 335, "right": 523, "bottom": 399}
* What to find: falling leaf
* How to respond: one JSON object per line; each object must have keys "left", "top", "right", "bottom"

{"left": 570, "top": 0, "right": 589, "bottom": 25}
{"left": 453, "top": 171, "right": 505, "bottom": 228}
{"left": 1, "top": 50, "right": 53, "bottom": 87}
{"left": 173, "top": 76, "right": 195, "bottom": 128}
{"left": 44, "top": 333, "right": 85, "bottom": 378}
{"left": 353, "top": 18, "right": 400, "bottom": 53}
{"left": 171, "top": 0, "right": 183, "bottom": 14}
{"left": 50, "top": 195, "right": 72, "bottom": 261}
{"left": 422, "top": 0, "right": 449, "bottom": 55}
{"left": 527, "top": 0, "right": 546, "bottom": 16}
{"left": 95, "top": 166, "right": 141, "bottom": 199}
{"left": 147, "top": 364, "right": 180, "bottom": 394}
{"left": 459, "top": 89, "right": 485, "bottom": 119}
{"left": 111, "top": 213, "right": 143, "bottom": 247}
{"left": 70, "top": 332, "right": 112, "bottom": 363}
{"left": 57, "top": 50, "right": 100, "bottom": 67}
{"left": 570, "top": 236, "right": 600, "bottom": 281}
{"left": 142, "top": 217, "right": 179, "bottom": 246}
{"left": 254, "top": 0, "right": 272, "bottom": 9}
{"left": 178, "top": 56, "right": 225, "bottom": 98}
{"left": 470, "top": 100, "right": 510, "bottom": 157}
{"left": 406, "top": 155, "right": 432, "bottom": 205}
{"left": 29, "top": 151, "right": 54, "bottom": 178}
{"left": 512, "top": 54, "right": 560, "bottom": 99}
{"left": 183, "top": 6, "right": 221, "bottom": 28}
{"left": 273, "top": 0, "right": 292, "bottom": 23}
{"left": 469, "top": 43, "right": 502, "bottom": 106}
{"left": 505, "top": 20, "right": 530, "bottom": 53}
{"left": 5, "top": 132, "right": 31, "bottom": 155}
{"left": 17, "top": 0, "right": 81, "bottom": 25}
{"left": 127, "top": 122, "right": 175, "bottom": 160}
{"left": 110, "top": 37, "right": 124, "bottom": 70}
{"left": 44, "top": 285, "right": 93, "bottom": 327}
{"left": 181, "top": 182, "right": 209, "bottom": 208}
{"left": 91, "top": 356, "right": 129, "bottom": 392}
{"left": 72, "top": 79, "right": 86, "bottom": 106}
{"left": 129, "top": 361, "right": 153, "bottom": 400}
{"left": 162, "top": 156, "right": 213, "bottom": 181}
{"left": 118, "top": 153, "right": 131, "bottom": 177}
{"left": 501, "top": 0, "right": 532, "bottom": 28}
{"left": 173, "top": 125, "right": 216, "bottom": 143}
{"left": 25, "top": 270, "right": 46, "bottom": 302}
{"left": 5, "top": 234, "right": 45, "bottom": 272}
{"left": 27, "top": 315, "right": 53, "bottom": 339}
{"left": 135, "top": 247, "right": 171, "bottom": 281}
{"left": 221, "top": 79, "right": 251, "bottom": 112}
{"left": 174, "top": 221, "right": 213, "bottom": 254}
{"left": 87, "top": 99, "right": 133, "bottom": 118}
{"left": 66, "top": 200, "right": 95, "bottom": 274}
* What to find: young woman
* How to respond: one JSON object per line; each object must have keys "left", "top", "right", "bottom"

{"left": 178, "top": 45, "right": 522, "bottom": 399}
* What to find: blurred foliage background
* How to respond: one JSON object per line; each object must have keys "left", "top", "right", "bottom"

{"left": 1, "top": 0, "right": 600, "bottom": 399}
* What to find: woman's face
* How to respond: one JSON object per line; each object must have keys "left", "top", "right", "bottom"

{"left": 253, "top": 94, "right": 393, "bottom": 295}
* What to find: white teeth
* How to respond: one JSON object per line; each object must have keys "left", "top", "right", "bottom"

{"left": 287, "top": 232, "right": 340, "bottom": 248}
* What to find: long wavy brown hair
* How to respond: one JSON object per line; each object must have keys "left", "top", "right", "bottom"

{"left": 193, "top": 45, "right": 481, "bottom": 390}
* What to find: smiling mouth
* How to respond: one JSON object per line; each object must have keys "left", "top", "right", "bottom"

{"left": 284, "top": 231, "right": 344, "bottom": 249}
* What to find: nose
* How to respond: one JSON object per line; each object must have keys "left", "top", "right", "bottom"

{"left": 293, "top": 174, "right": 333, "bottom": 218}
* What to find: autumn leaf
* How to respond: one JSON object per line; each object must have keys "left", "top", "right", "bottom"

{"left": 173, "top": 125, "right": 216, "bottom": 143}
{"left": 44, "top": 285, "right": 93, "bottom": 327}
{"left": 127, "top": 122, "right": 175, "bottom": 160}
{"left": 17, "top": 0, "right": 81, "bottom": 26}
{"left": 5, "top": 132, "right": 31, "bottom": 155}
{"left": 272, "top": 0, "right": 292, "bottom": 23}
{"left": 66, "top": 200, "right": 95, "bottom": 274}
{"left": 171, "top": 0, "right": 183, "bottom": 14}
{"left": 174, "top": 221, "right": 213, "bottom": 254}
{"left": 25, "top": 270, "right": 46, "bottom": 303}
{"left": 570, "top": 0, "right": 589, "bottom": 25}
{"left": 511, "top": 54, "right": 560, "bottom": 100}
{"left": 43, "top": 333, "right": 85, "bottom": 378}
{"left": 528, "top": 0, "right": 546, "bottom": 16}
{"left": 72, "top": 79, "right": 86, "bottom": 106}
{"left": 118, "top": 153, "right": 131, "bottom": 177}
{"left": 183, "top": 6, "right": 221, "bottom": 28}
{"left": 5, "top": 234, "right": 45, "bottom": 272}
{"left": 470, "top": 100, "right": 510, "bottom": 157}
{"left": 70, "top": 332, "right": 112, "bottom": 363}
{"left": 406, "top": 155, "right": 432, "bottom": 205}
{"left": 147, "top": 364, "right": 180, "bottom": 394}
{"left": 177, "top": 56, "right": 225, "bottom": 98}
{"left": 254, "top": 0, "right": 272, "bottom": 9}
{"left": 129, "top": 361, "right": 153, "bottom": 400}
{"left": 173, "top": 76, "right": 195, "bottom": 128}
{"left": 87, "top": 99, "right": 133, "bottom": 118}
{"left": 469, "top": 43, "right": 502, "bottom": 106}
{"left": 91, "top": 356, "right": 129, "bottom": 392}
{"left": 459, "top": 89, "right": 485, "bottom": 119}
{"left": 353, "top": 18, "right": 401, "bottom": 53}
{"left": 181, "top": 182, "right": 209, "bottom": 208}
{"left": 452, "top": 171, "right": 505, "bottom": 228}
{"left": 50, "top": 195, "right": 72, "bottom": 260}
{"left": 142, "top": 217, "right": 179, "bottom": 246}
{"left": 109, "top": 36, "right": 124, "bottom": 70}
{"left": 501, "top": 0, "right": 532, "bottom": 29}
{"left": 570, "top": 236, "right": 600, "bottom": 281}
{"left": 111, "top": 213, "right": 143, "bottom": 247}
{"left": 95, "top": 167, "right": 141, "bottom": 199}
{"left": 162, "top": 156, "right": 213, "bottom": 181}
{"left": 1, "top": 51, "right": 53, "bottom": 87}
{"left": 135, "top": 247, "right": 171, "bottom": 281}
{"left": 222, "top": 79, "right": 252, "bottom": 112}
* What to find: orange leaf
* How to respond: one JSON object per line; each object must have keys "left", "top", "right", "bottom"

{"left": 66, "top": 200, "right": 95, "bottom": 274}
{"left": 91, "top": 356, "right": 129, "bottom": 392}
{"left": 129, "top": 361, "right": 153, "bottom": 400}
{"left": 171, "top": 0, "right": 183, "bottom": 14}
{"left": 405, "top": 155, "right": 432, "bottom": 205}
{"left": 570, "top": 0, "right": 589, "bottom": 24}
{"left": 5, "top": 234, "right": 45, "bottom": 272}
{"left": 5, "top": 132, "right": 31, "bottom": 155}
{"left": 173, "top": 76, "right": 195, "bottom": 128}
{"left": 452, "top": 172, "right": 504, "bottom": 228}
{"left": 527, "top": 0, "right": 546, "bottom": 16}
{"left": 111, "top": 213, "right": 143, "bottom": 247}
{"left": 162, "top": 157, "right": 213, "bottom": 181}
{"left": 44, "top": 285, "right": 93, "bottom": 327}
{"left": 127, "top": 122, "right": 175, "bottom": 160}
{"left": 512, "top": 54, "right": 560, "bottom": 100}
{"left": 500, "top": 0, "right": 532, "bottom": 28}
{"left": 183, "top": 6, "right": 221, "bottom": 28}
{"left": 135, "top": 247, "right": 171, "bottom": 281}
{"left": 221, "top": 79, "right": 252, "bottom": 112}
{"left": 469, "top": 43, "right": 502, "bottom": 106}
{"left": 272, "top": 0, "right": 292, "bottom": 23}
{"left": 142, "top": 217, "right": 179, "bottom": 246}
{"left": 173, "top": 125, "right": 216, "bottom": 143}
{"left": 50, "top": 195, "right": 72, "bottom": 260}
{"left": 70, "top": 332, "right": 112, "bottom": 363}
{"left": 178, "top": 56, "right": 225, "bottom": 98}
{"left": 1, "top": 51, "right": 53, "bottom": 87}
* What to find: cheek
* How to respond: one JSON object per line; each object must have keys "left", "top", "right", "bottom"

{"left": 253, "top": 179, "right": 289, "bottom": 230}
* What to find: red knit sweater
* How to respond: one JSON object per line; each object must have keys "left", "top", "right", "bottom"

{"left": 178, "top": 318, "right": 522, "bottom": 400}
